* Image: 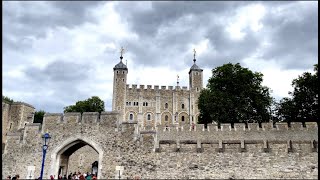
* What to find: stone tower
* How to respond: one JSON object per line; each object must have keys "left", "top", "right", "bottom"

{"left": 112, "top": 54, "right": 128, "bottom": 122}
{"left": 188, "top": 52, "right": 203, "bottom": 92}
{"left": 188, "top": 51, "right": 203, "bottom": 123}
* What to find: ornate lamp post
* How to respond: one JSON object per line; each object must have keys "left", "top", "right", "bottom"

{"left": 40, "top": 133, "right": 51, "bottom": 180}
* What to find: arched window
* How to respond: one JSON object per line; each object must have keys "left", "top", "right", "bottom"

{"left": 182, "top": 104, "right": 185, "bottom": 109}
{"left": 117, "top": 71, "right": 119, "bottom": 74}
{"left": 165, "top": 103, "right": 168, "bottom": 109}
{"left": 165, "top": 115, "right": 168, "bottom": 121}
{"left": 181, "top": 116, "right": 185, "bottom": 122}
{"left": 147, "top": 114, "right": 151, "bottom": 120}
{"left": 129, "top": 114, "right": 133, "bottom": 121}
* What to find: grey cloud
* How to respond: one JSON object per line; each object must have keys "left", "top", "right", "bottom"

{"left": 3, "top": 1, "right": 105, "bottom": 51}
{"left": 118, "top": 1, "right": 317, "bottom": 71}
{"left": 260, "top": 2, "right": 318, "bottom": 69}
{"left": 17, "top": 60, "right": 95, "bottom": 112}
{"left": 24, "top": 60, "right": 92, "bottom": 82}
{"left": 202, "top": 26, "right": 261, "bottom": 68}
{"left": 115, "top": 1, "right": 250, "bottom": 37}
{"left": 3, "top": 1, "right": 317, "bottom": 113}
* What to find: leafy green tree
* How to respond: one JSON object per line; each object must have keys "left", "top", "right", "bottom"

{"left": 2, "top": 96, "right": 14, "bottom": 104}
{"left": 198, "top": 63, "right": 272, "bottom": 125}
{"left": 34, "top": 110, "right": 46, "bottom": 124}
{"left": 277, "top": 64, "right": 318, "bottom": 122}
{"left": 64, "top": 96, "right": 105, "bottom": 113}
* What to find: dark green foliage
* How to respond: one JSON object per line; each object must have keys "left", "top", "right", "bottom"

{"left": 64, "top": 96, "right": 105, "bottom": 113}
{"left": 198, "top": 63, "right": 272, "bottom": 125}
{"left": 2, "top": 96, "right": 14, "bottom": 104}
{"left": 277, "top": 64, "right": 318, "bottom": 122}
{"left": 34, "top": 110, "right": 46, "bottom": 124}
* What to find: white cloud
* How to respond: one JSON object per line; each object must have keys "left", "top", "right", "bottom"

{"left": 3, "top": 1, "right": 317, "bottom": 113}
{"left": 226, "top": 3, "right": 266, "bottom": 40}
{"left": 243, "top": 57, "right": 311, "bottom": 100}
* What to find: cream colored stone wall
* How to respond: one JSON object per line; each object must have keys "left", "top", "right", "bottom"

{"left": 2, "top": 103, "right": 10, "bottom": 144}
{"left": 112, "top": 69, "right": 127, "bottom": 121}
{"left": 125, "top": 87, "right": 196, "bottom": 127}
{"left": 67, "top": 145, "right": 99, "bottom": 174}
{"left": 2, "top": 102, "right": 35, "bottom": 145}
{"left": 2, "top": 111, "right": 318, "bottom": 179}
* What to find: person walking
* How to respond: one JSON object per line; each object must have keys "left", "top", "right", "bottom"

{"left": 85, "top": 174, "right": 92, "bottom": 180}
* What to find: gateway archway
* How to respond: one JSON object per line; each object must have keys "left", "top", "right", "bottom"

{"left": 50, "top": 136, "right": 104, "bottom": 179}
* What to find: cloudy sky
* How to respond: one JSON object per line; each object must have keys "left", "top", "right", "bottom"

{"left": 3, "top": 1, "right": 318, "bottom": 113}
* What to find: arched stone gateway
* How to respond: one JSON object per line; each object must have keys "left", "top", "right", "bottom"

{"left": 50, "top": 136, "right": 104, "bottom": 179}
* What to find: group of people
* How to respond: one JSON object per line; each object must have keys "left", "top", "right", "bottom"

{"left": 53, "top": 171, "right": 97, "bottom": 180}
{"left": 6, "top": 175, "right": 19, "bottom": 180}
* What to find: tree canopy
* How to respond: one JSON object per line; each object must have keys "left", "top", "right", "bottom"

{"left": 64, "top": 96, "right": 105, "bottom": 113}
{"left": 198, "top": 63, "right": 272, "bottom": 125}
{"left": 34, "top": 110, "right": 46, "bottom": 124}
{"left": 277, "top": 64, "right": 318, "bottom": 122}
{"left": 2, "top": 95, "right": 14, "bottom": 104}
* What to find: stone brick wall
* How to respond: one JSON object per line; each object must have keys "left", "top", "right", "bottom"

{"left": 2, "top": 111, "right": 318, "bottom": 179}
{"left": 2, "top": 103, "right": 10, "bottom": 144}
{"left": 2, "top": 102, "right": 35, "bottom": 146}
{"left": 67, "top": 145, "right": 99, "bottom": 174}
{"left": 124, "top": 85, "right": 200, "bottom": 127}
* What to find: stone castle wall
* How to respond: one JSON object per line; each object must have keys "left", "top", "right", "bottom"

{"left": 2, "top": 103, "right": 10, "bottom": 144}
{"left": 2, "top": 102, "right": 35, "bottom": 145}
{"left": 2, "top": 110, "right": 318, "bottom": 179}
{"left": 67, "top": 145, "right": 99, "bottom": 175}
{"left": 124, "top": 84, "right": 200, "bottom": 126}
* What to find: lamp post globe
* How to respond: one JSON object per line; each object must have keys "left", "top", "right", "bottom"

{"left": 40, "top": 132, "right": 51, "bottom": 180}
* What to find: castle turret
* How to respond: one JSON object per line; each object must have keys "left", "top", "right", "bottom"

{"left": 112, "top": 48, "right": 128, "bottom": 122}
{"left": 188, "top": 49, "right": 203, "bottom": 92}
{"left": 188, "top": 49, "right": 203, "bottom": 124}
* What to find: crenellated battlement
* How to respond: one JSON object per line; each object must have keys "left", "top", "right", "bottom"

{"left": 154, "top": 122, "right": 318, "bottom": 152}
{"left": 43, "top": 111, "right": 119, "bottom": 126}
{"left": 126, "top": 84, "right": 190, "bottom": 91}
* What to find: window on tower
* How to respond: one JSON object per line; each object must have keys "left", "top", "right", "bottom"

{"left": 129, "top": 113, "right": 133, "bottom": 121}
{"left": 181, "top": 116, "right": 185, "bottom": 122}
{"left": 165, "top": 115, "right": 168, "bottom": 121}
{"left": 147, "top": 114, "right": 151, "bottom": 120}
{"left": 165, "top": 103, "right": 168, "bottom": 109}
{"left": 182, "top": 103, "right": 185, "bottom": 109}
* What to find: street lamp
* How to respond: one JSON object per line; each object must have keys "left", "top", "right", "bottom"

{"left": 40, "top": 132, "right": 51, "bottom": 180}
